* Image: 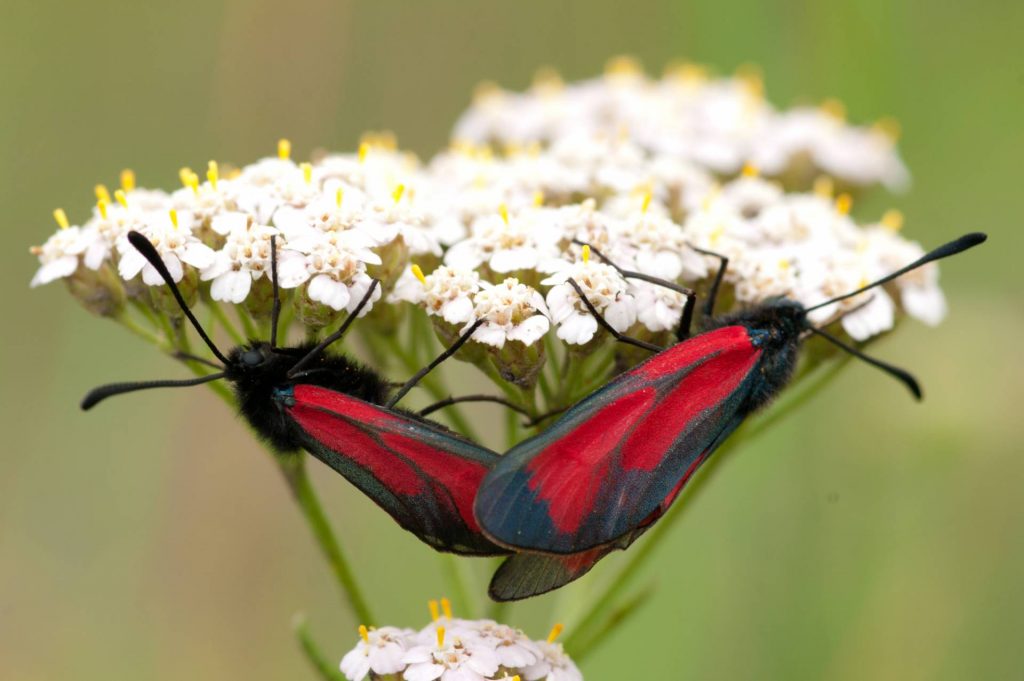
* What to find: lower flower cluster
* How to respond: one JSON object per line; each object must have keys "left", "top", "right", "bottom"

{"left": 341, "top": 601, "right": 580, "bottom": 681}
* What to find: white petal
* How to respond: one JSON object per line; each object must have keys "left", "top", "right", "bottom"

{"left": 490, "top": 247, "right": 538, "bottom": 273}
{"left": 403, "top": 662, "right": 445, "bottom": 681}
{"left": 201, "top": 251, "right": 233, "bottom": 281}
{"left": 472, "top": 323, "right": 508, "bottom": 348}
{"left": 307, "top": 274, "right": 350, "bottom": 310}
{"left": 276, "top": 253, "right": 311, "bottom": 288}
{"left": 604, "top": 297, "right": 637, "bottom": 331}
{"left": 507, "top": 315, "right": 550, "bottom": 346}
{"left": 557, "top": 313, "right": 597, "bottom": 345}
{"left": 339, "top": 650, "right": 371, "bottom": 681}
{"left": 842, "top": 291, "right": 895, "bottom": 341}
{"left": 180, "top": 241, "right": 216, "bottom": 269}
{"left": 118, "top": 248, "right": 146, "bottom": 280}
{"left": 31, "top": 257, "right": 78, "bottom": 287}
{"left": 84, "top": 242, "right": 108, "bottom": 270}
{"left": 441, "top": 296, "right": 475, "bottom": 325}
{"left": 210, "top": 270, "right": 252, "bottom": 304}
{"left": 902, "top": 284, "right": 947, "bottom": 326}
{"left": 443, "top": 242, "right": 483, "bottom": 271}
{"left": 211, "top": 212, "right": 248, "bottom": 236}
{"left": 463, "top": 647, "right": 499, "bottom": 676}
{"left": 143, "top": 254, "right": 183, "bottom": 285}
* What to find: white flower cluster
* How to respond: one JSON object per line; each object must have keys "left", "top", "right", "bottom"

{"left": 453, "top": 57, "right": 909, "bottom": 192}
{"left": 340, "top": 604, "right": 581, "bottom": 681}
{"left": 31, "top": 62, "right": 944, "bottom": 347}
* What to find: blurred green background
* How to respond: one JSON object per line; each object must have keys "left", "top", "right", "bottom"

{"left": 2, "top": 1, "right": 1021, "bottom": 679}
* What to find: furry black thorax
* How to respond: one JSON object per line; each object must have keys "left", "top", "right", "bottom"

{"left": 704, "top": 297, "right": 808, "bottom": 414}
{"left": 224, "top": 341, "right": 390, "bottom": 453}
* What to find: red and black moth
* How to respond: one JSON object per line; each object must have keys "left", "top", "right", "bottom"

{"left": 81, "top": 231, "right": 619, "bottom": 593}
{"left": 81, "top": 231, "right": 517, "bottom": 556}
{"left": 475, "top": 232, "right": 987, "bottom": 600}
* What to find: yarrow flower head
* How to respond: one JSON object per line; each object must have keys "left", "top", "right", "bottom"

{"left": 339, "top": 601, "right": 580, "bottom": 681}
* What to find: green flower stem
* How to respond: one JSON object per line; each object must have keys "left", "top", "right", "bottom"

{"left": 279, "top": 455, "right": 375, "bottom": 626}
{"left": 566, "top": 582, "right": 655, "bottom": 660}
{"left": 439, "top": 552, "right": 478, "bottom": 619}
{"left": 383, "top": 334, "right": 480, "bottom": 443}
{"left": 114, "top": 312, "right": 164, "bottom": 346}
{"left": 206, "top": 299, "right": 246, "bottom": 345}
{"left": 294, "top": 614, "right": 346, "bottom": 681}
{"left": 563, "top": 356, "right": 853, "bottom": 656}
{"left": 237, "top": 305, "right": 258, "bottom": 339}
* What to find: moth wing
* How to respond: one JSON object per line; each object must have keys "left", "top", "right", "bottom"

{"left": 476, "top": 326, "right": 760, "bottom": 555}
{"left": 286, "top": 384, "right": 504, "bottom": 556}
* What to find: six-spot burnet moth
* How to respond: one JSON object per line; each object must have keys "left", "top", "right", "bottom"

{"left": 474, "top": 232, "right": 987, "bottom": 601}
{"left": 83, "top": 230, "right": 518, "bottom": 556}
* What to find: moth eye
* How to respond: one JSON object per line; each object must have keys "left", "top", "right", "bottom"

{"left": 241, "top": 350, "right": 264, "bottom": 366}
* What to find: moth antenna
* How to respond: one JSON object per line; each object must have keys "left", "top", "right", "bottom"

{"left": 269, "top": 234, "right": 282, "bottom": 349}
{"left": 81, "top": 373, "right": 227, "bottom": 410}
{"left": 807, "top": 326, "right": 922, "bottom": 400}
{"left": 806, "top": 232, "right": 987, "bottom": 313}
{"left": 126, "top": 231, "right": 231, "bottom": 365}
{"left": 287, "top": 279, "right": 380, "bottom": 377}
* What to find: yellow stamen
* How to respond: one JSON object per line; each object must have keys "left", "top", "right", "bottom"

{"left": 881, "top": 208, "right": 904, "bottom": 232}
{"left": 813, "top": 175, "right": 834, "bottom": 198}
{"left": 581, "top": 244, "right": 590, "bottom": 264}
{"left": 336, "top": 187, "right": 344, "bottom": 208}
{"left": 735, "top": 63, "right": 764, "bottom": 98}
{"left": 411, "top": 264, "right": 427, "bottom": 285}
{"left": 97, "top": 198, "right": 109, "bottom": 220}
{"left": 436, "top": 626, "right": 446, "bottom": 648}
{"left": 53, "top": 208, "right": 70, "bottom": 230}
{"left": 358, "top": 625, "right": 369, "bottom": 643}
{"left": 207, "top": 160, "right": 219, "bottom": 190}
{"left": 778, "top": 259, "right": 791, "bottom": 271}
{"left": 179, "top": 167, "right": 199, "bottom": 193}
{"left": 392, "top": 183, "right": 405, "bottom": 203}
{"left": 120, "top": 168, "right": 136, "bottom": 192}
{"left": 873, "top": 116, "right": 901, "bottom": 141}
{"left": 820, "top": 98, "right": 846, "bottom": 120}
{"left": 440, "top": 597, "right": 452, "bottom": 619}
{"left": 665, "top": 60, "right": 708, "bottom": 83}
{"left": 532, "top": 66, "right": 564, "bottom": 91}
{"left": 358, "top": 142, "right": 370, "bottom": 163}
{"left": 532, "top": 190, "right": 544, "bottom": 207}
{"left": 428, "top": 599, "right": 440, "bottom": 622}
{"left": 168, "top": 209, "right": 179, "bottom": 229}
{"left": 94, "top": 184, "right": 111, "bottom": 204}
{"left": 741, "top": 163, "right": 759, "bottom": 178}
{"left": 641, "top": 191, "right": 652, "bottom": 213}
{"left": 547, "top": 623, "right": 564, "bottom": 643}
{"left": 835, "top": 193, "right": 853, "bottom": 215}
{"left": 278, "top": 138, "right": 292, "bottom": 160}
{"left": 498, "top": 203, "right": 509, "bottom": 225}
{"left": 114, "top": 189, "right": 128, "bottom": 208}
{"left": 472, "top": 80, "right": 502, "bottom": 103}
{"left": 702, "top": 184, "right": 720, "bottom": 211}
{"left": 300, "top": 162, "right": 313, "bottom": 184}
{"left": 605, "top": 55, "right": 642, "bottom": 77}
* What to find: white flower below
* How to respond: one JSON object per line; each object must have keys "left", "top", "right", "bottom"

{"left": 340, "top": 625, "right": 413, "bottom": 681}
{"left": 402, "top": 625, "right": 500, "bottom": 681}
{"left": 410, "top": 265, "right": 482, "bottom": 325}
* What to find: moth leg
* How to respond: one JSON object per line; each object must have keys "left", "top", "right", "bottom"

{"left": 686, "top": 243, "right": 729, "bottom": 319}
{"left": 418, "top": 394, "right": 532, "bottom": 418}
{"left": 521, "top": 404, "right": 570, "bottom": 428}
{"left": 386, "top": 319, "right": 486, "bottom": 409}
{"left": 566, "top": 278, "right": 664, "bottom": 353}
{"left": 573, "top": 239, "right": 700, "bottom": 341}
